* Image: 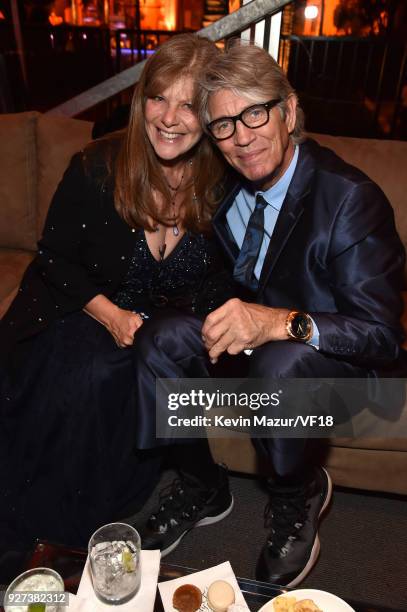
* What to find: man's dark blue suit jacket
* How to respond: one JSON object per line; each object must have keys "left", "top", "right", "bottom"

{"left": 212, "top": 139, "right": 406, "bottom": 372}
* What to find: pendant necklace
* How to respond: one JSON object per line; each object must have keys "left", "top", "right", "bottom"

{"left": 156, "top": 161, "right": 192, "bottom": 262}
{"left": 165, "top": 161, "right": 188, "bottom": 237}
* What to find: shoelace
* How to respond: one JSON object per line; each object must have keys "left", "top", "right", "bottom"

{"left": 149, "top": 478, "right": 206, "bottom": 531}
{"left": 263, "top": 488, "right": 309, "bottom": 556}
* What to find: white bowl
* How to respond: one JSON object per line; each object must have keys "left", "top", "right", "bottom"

{"left": 258, "top": 588, "right": 356, "bottom": 612}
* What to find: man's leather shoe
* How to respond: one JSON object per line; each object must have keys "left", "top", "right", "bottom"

{"left": 256, "top": 467, "right": 332, "bottom": 587}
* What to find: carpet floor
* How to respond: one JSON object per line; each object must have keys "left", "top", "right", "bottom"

{"left": 133, "top": 470, "right": 407, "bottom": 611}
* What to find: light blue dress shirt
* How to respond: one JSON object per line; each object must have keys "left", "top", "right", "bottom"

{"left": 226, "top": 146, "right": 319, "bottom": 349}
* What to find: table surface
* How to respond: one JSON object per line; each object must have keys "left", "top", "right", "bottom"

{"left": 157, "top": 562, "right": 283, "bottom": 611}
{"left": 0, "top": 541, "right": 402, "bottom": 612}
{"left": 157, "top": 563, "right": 402, "bottom": 612}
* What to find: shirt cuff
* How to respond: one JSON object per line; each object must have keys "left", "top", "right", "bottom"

{"left": 307, "top": 315, "right": 320, "bottom": 350}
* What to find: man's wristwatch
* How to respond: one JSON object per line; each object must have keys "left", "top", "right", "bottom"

{"left": 286, "top": 311, "right": 313, "bottom": 342}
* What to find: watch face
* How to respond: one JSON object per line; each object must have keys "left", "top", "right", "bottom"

{"left": 292, "top": 313, "right": 311, "bottom": 340}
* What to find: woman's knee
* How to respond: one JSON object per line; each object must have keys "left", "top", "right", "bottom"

{"left": 133, "top": 310, "right": 204, "bottom": 359}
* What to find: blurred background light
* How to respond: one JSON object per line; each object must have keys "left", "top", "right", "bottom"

{"left": 304, "top": 5, "right": 319, "bottom": 19}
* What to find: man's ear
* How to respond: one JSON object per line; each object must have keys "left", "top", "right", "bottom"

{"left": 285, "top": 94, "right": 298, "bottom": 134}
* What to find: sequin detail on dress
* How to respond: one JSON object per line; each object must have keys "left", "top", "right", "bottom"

{"left": 112, "top": 230, "right": 221, "bottom": 315}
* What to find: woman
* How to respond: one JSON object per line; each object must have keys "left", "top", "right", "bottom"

{"left": 0, "top": 34, "right": 233, "bottom": 557}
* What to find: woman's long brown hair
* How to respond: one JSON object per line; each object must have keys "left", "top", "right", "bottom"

{"left": 114, "top": 34, "right": 226, "bottom": 233}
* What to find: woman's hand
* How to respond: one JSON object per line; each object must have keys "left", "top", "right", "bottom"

{"left": 105, "top": 308, "right": 144, "bottom": 348}
{"left": 84, "top": 294, "right": 144, "bottom": 347}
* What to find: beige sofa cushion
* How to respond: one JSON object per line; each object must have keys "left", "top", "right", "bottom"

{"left": 36, "top": 114, "right": 93, "bottom": 238}
{"left": 209, "top": 436, "right": 407, "bottom": 495}
{"left": 0, "top": 112, "right": 38, "bottom": 251}
{"left": 324, "top": 445, "right": 407, "bottom": 494}
{"left": 310, "top": 133, "right": 407, "bottom": 264}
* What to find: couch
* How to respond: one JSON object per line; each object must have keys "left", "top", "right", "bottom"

{"left": 1, "top": 111, "right": 406, "bottom": 495}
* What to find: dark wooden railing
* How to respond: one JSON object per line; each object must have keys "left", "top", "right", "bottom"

{"left": 46, "top": 0, "right": 292, "bottom": 117}
{"left": 279, "top": 35, "right": 407, "bottom": 139}
{"left": 1, "top": 2, "right": 406, "bottom": 139}
{"left": 0, "top": 22, "right": 191, "bottom": 113}
{"left": 111, "top": 28, "right": 195, "bottom": 73}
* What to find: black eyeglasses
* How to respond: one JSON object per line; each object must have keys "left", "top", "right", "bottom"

{"left": 207, "top": 99, "right": 282, "bottom": 141}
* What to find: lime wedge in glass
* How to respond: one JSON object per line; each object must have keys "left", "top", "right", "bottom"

{"left": 28, "top": 604, "right": 46, "bottom": 612}
{"left": 122, "top": 548, "right": 136, "bottom": 572}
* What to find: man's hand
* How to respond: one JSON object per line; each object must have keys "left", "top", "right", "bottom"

{"left": 201, "top": 298, "right": 290, "bottom": 363}
{"left": 84, "top": 294, "right": 143, "bottom": 347}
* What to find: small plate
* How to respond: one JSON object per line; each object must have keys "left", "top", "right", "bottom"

{"left": 258, "top": 588, "right": 355, "bottom": 612}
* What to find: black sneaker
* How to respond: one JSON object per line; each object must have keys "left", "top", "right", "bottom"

{"left": 256, "top": 466, "right": 332, "bottom": 587}
{"left": 138, "top": 464, "right": 234, "bottom": 556}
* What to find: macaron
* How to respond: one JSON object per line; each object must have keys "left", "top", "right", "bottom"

{"left": 172, "top": 583, "right": 202, "bottom": 612}
{"left": 207, "top": 580, "right": 235, "bottom": 612}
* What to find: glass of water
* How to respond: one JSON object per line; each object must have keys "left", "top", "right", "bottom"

{"left": 88, "top": 522, "right": 141, "bottom": 605}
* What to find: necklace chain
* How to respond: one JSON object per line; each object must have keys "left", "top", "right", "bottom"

{"left": 156, "top": 160, "right": 193, "bottom": 261}
{"left": 165, "top": 174, "right": 185, "bottom": 192}
{"left": 167, "top": 161, "right": 188, "bottom": 237}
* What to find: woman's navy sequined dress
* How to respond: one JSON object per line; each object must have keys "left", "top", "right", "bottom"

{"left": 0, "top": 230, "right": 234, "bottom": 554}
{"left": 113, "top": 230, "right": 231, "bottom": 315}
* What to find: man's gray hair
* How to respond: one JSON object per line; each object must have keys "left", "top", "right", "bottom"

{"left": 197, "top": 41, "right": 305, "bottom": 144}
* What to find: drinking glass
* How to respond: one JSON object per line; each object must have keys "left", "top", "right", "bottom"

{"left": 4, "top": 567, "right": 65, "bottom": 612}
{"left": 88, "top": 522, "right": 141, "bottom": 605}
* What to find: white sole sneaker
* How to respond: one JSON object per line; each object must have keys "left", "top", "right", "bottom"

{"left": 286, "top": 468, "right": 333, "bottom": 587}
{"left": 160, "top": 494, "right": 234, "bottom": 557}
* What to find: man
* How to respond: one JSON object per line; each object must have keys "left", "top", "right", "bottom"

{"left": 135, "top": 43, "right": 405, "bottom": 586}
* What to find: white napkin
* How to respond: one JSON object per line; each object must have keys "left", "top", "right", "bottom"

{"left": 158, "top": 561, "right": 248, "bottom": 611}
{"left": 67, "top": 549, "right": 160, "bottom": 611}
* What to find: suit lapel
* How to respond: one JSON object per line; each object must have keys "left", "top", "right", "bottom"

{"left": 258, "top": 141, "right": 316, "bottom": 294}
{"left": 212, "top": 177, "right": 242, "bottom": 264}
{"left": 213, "top": 141, "right": 317, "bottom": 287}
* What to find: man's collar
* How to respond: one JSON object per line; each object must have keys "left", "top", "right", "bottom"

{"left": 257, "top": 145, "right": 299, "bottom": 210}
{"left": 237, "top": 145, "right": 299, "bottom": 211}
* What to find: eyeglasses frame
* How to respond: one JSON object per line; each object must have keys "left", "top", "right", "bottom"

{"left": 206, "top": 98, "right": 283, "bottom": 141}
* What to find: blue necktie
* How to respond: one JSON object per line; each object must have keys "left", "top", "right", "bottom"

{"left": 233, "top": 194, "right": 268, "bottom": 291}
